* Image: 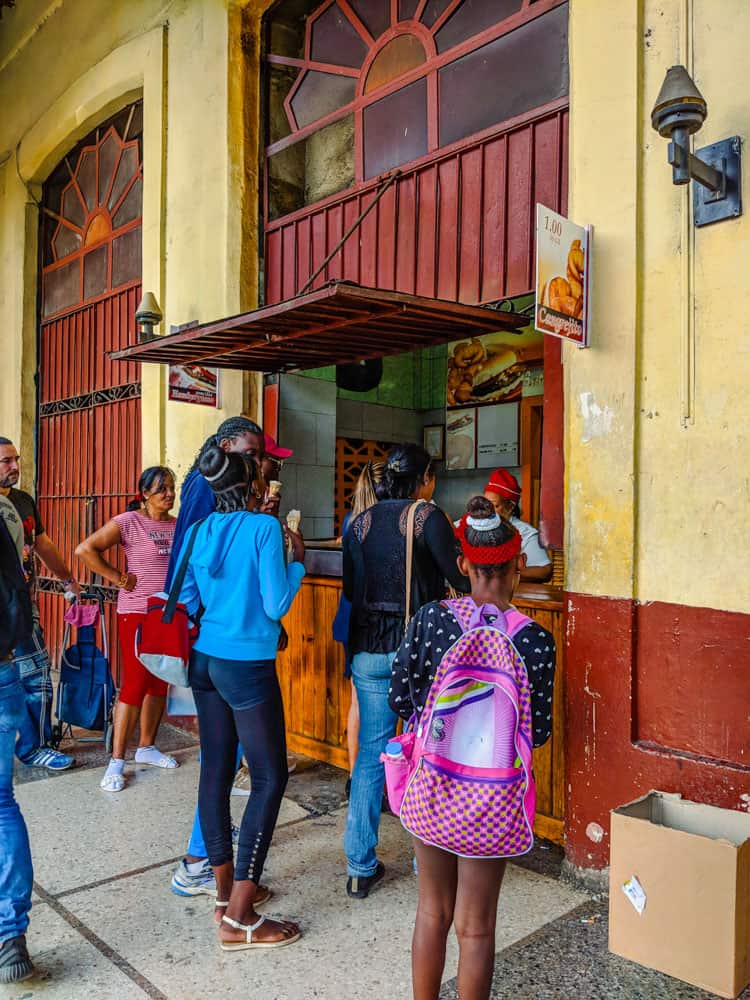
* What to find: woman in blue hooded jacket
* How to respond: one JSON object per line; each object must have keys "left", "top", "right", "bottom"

{"left": 177, "top": 446, "right": 305, "bottom": 952}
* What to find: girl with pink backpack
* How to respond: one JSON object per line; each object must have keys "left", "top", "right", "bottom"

{"left": 387, "top": 496, "right": 556, "bottom": 1000}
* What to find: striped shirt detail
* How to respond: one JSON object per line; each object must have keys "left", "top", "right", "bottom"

{"left": 113, "top": 511, "right": 175, "bottom": 614}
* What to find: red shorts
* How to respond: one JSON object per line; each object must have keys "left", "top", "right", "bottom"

{"left": 117, "top": 612, "right": 168, "bottom": 706}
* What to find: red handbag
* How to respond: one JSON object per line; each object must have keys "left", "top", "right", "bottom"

{"left": 135, "top": 521, "right": 203, "bottom": 687}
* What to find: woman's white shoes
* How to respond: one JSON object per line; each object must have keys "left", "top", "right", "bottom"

{"left": 219, "top": 914, "right": 300, "bottom": 951}
{"left": 134, "top": 746, "right": 179, "bottom": 768}
{"left": 100, "top": 771, "right": 125, "bottom": 792}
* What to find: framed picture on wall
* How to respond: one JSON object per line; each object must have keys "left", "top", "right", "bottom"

{"left": 423, "top": 424, "right": 445, "bottom": 461}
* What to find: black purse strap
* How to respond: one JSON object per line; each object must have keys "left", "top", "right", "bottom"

{"left": 162, "top": 520, "right": 204, "bottom": 624}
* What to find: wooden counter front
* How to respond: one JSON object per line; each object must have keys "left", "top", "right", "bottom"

{"left": 277, "top": 577, "right": 565, "bottom": 844}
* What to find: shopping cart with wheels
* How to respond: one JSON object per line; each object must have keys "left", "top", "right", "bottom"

{"left": 52, "top": 592, "right": 116, "bottom": 752}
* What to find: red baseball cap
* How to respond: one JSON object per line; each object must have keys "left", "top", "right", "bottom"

{"left": 484, "top": 469, "right": 521, "bottom": 501}
{"left": 264, "top": 433, "right": 293, "bottom": 460}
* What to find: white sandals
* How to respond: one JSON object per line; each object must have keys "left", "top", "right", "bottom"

{"left": 100, "top": 772, "right": 125, "bottom": 792}
{"left": 213, "top": 886, "right": 272, "bottom": 924}
{"left": 215, "top": 887, "right": 272, "bottom": 911}
{"left": 134, "top": 747, "right": 179, "bottom": 768}
{"left": 220, "top": 914, "right": 300, "bottom": 951}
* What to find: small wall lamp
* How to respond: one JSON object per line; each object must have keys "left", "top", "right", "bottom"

{"left": 651, "top": 65, "right": 742, "bottom": 227}
{"left": 135, "top": 292, "right": 163, "bottom": 342}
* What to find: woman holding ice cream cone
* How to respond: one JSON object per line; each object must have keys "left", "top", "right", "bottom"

{"left": 261, "top": 433, "right": 292, "bottom": 505}
{"left": 176, "top": 446, "right": 305, "bottom": 951}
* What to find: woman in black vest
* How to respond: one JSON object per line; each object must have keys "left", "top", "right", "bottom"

{"left": 342, "top": 443, "right": 468, "bottom": 898}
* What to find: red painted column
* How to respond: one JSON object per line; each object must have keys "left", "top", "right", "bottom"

{"left": 565, "top": 593, "right": 750, "bottom": 869}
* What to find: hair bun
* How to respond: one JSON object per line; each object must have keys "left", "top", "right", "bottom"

{"left": 199, "top": 445, "right": 230, "bottom": 482}
{"left": 466, "top": 495, "right": 496, "bottom": 520}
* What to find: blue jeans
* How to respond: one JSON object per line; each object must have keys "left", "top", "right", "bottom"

{"left": 14, "top": 623, "right": 53, "bottom": 762}
{"left": 0, "top": 660, "right": 33, "bottom": 942}
{"left": 344, "top": 651, "right": 397, "bottom": 877}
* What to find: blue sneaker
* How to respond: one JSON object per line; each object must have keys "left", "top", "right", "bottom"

{"left": 170, "top": 858, "right": 217, "bottom": 898}
{"left": 21, "top": 747, "right": 75, "bottom": 771}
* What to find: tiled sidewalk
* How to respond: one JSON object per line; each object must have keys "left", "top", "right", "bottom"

{"left": 7, "top": 742, "right": 746, "bottom": 999}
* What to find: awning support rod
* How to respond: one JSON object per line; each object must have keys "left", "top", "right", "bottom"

{"left": 297, "top": 170, "right": 401, "bottom": 296}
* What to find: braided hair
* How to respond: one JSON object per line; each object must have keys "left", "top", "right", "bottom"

{"left": 199, "top": 446, "right": 258, "bottom": 513}
{"left": 187, "top": 416, "right": 262, "bottom": 477}
{"left": 460, "top": 496, "right": 521, "bottom": 579}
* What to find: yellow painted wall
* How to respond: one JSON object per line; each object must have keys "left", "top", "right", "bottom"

{"left": 567, "top": 0, "right": 750, "bottom": 615}
{"left": 7, "top": 0, "right": 746, "bottom": 615}
{"left": 0, "top": 0, "right": 271, "bottom": 495}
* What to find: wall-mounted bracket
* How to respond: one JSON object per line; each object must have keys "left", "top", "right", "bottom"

{"left": 691, "top": 136, "right": 742, "bottom": 227}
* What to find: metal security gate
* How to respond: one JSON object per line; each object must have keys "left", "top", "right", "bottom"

{"left": 36, "top": 102, "right": 143, "bottom": 676}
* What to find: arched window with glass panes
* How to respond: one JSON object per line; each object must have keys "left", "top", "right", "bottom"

{"left": 265, "top": 0, "right": 568, "bottom": 221}
{"left": 41, "top": 102, "right": 143, "bottom": 319}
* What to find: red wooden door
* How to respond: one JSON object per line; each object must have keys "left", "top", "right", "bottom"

{"left": 36, "top": 102, "right": 144, "bottom": 679}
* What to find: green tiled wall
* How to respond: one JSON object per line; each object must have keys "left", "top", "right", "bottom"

{"left": 300, "top": 343, "right": 447, "bottom": 412}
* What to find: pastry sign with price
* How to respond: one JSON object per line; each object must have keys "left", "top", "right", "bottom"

{"left": 535, "top": 204, "right": 593, "bottom": 348}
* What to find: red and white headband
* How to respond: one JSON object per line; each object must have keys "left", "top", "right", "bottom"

{"left": 455, "top": 513, "right": 522, "bottom": 565}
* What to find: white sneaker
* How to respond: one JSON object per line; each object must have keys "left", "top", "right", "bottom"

{"left": 170, "top": 859, "right": 217, "bottom": 897}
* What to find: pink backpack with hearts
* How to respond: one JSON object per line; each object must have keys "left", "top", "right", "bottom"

{"left": 383, "top": 596, "right": 535, "bottom": 858}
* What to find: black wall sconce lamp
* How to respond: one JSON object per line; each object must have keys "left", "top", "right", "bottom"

{"left": 651, "top": 65, "right": 742, "bottom": 227}
{"left": 135, "top": 292, "right": 163, "bottom": 342}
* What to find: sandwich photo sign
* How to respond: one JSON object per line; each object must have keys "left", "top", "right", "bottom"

{"left": 445, "top": 325, "right": 543, "bottom": 470}
{"left": 535, "top": 204, "right": 592, "bottom": 348}
{"left": 446, "top": 329, "right": 543, "bottom": 409}
{"left": 168, "top": 364, "right": 220, "bottom": 407}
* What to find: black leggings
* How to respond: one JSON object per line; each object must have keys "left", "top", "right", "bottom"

{"left": 190, "top": 650, "right": 288, "bottom": 883}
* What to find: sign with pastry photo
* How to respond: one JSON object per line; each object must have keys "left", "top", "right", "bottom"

{"left": 535, "top": 204, "right": 592, "bottom": 348}
{"left": 446, "top": 328, "right": 543, "bottom": 411}
{"left": 168, "top": 364, "right": 220, "bottom": 407}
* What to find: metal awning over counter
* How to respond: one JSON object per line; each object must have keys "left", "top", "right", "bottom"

{"left": 110, "top": 282, "right": 527, "bottom": 372}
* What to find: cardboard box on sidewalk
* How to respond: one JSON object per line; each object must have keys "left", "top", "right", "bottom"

{"left": 609, "top": 791, "right": 750, "bottom": 999}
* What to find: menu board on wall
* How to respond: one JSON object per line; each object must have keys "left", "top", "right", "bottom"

{"left": 168, "top": 364, "right": 220, "bottom": 407}
{"left": 477, "top": 403, "right": 518, "bottom": 468}
{"left": 446, "top": 404, "right": 519, "bottom": 470}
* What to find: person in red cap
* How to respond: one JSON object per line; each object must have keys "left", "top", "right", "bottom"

{"left": 483, "top": 469, "right": 552, "bottom": 582}
{"left": 261, "top": 434, "right": 293, "bottom": 488}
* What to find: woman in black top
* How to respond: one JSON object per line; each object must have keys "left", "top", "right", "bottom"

{"left": 342, "top": 444, "right": 468, "bottom": 899}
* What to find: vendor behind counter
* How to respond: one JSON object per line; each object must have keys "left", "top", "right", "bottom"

{"left": 481, "top": 469, "right": 551, "bottom": 583}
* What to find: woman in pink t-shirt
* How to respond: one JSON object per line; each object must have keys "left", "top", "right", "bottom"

{"left": 76, "top": 467, "right": 177, "bottom": 792}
